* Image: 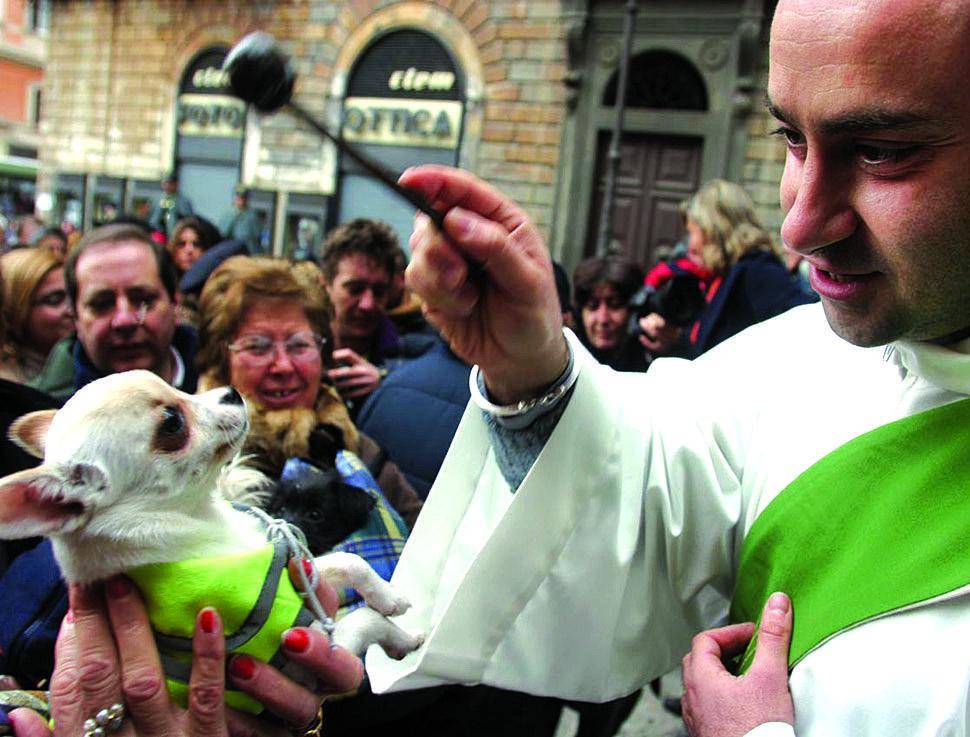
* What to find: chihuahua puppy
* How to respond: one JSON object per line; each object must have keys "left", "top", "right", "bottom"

{"left": 0, "top": 371, "right": 422, "bottom": 672}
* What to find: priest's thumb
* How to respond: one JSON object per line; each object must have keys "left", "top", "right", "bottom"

{"left": 750, "top": 591, "right": 793, "bottom": 680}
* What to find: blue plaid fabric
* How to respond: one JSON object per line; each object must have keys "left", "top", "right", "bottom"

{"left": 330, "top": 451, "right": 409, "bottom": 614}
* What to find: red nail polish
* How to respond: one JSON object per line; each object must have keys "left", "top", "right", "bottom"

{"left": 302, "top": 558, "right": 314, "bottom": 577}
{"left": 199, "top": 609, "right": 218, "bottom": 634}
{"left": 106, "top": 577, "right": 130, "bottom": 599}
{"left": 282, "top": 628, "right": 310, "bottom": 654}
{"left": 230, "top": 655, "right": 256, "bottom": 680}
{"left": 65, "top": 610, "right": 75, "bottom": 624}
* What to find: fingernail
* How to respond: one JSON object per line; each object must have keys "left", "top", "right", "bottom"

{"left": 282, "top": 628, "right": 310, "bottom": 654}
{"left": 65, "top": 609, "right": 75, "bottom": 624}
{"left": 767, "top": 592, "right": 790, "bottom": 615}
{"left": 229, "top": 655, "right": 256, "bottom": 680}
{"left": 106, "top": 576, "right": 131, "bottom": 599}
{"left": 302, "top": 558, "right": 314, "bottom": 577}
{"left": 199, "top": 608, "right": 219, "bottom": 634}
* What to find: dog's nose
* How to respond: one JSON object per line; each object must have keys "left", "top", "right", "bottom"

{"left": 220, "top": 387, "right": 244, "bottom": 406}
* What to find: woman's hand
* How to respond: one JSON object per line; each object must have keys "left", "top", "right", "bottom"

{"left": 401, "top": 166, "right": 567, "bottom": 404}
{"left": 10, "top": 561, "right": 364, "bottom": 737}
{"left": 638, "top": 313, "right": 683, "bottom": 355}
{"left": 9, "top": 577, "right": 229, "bottom": 737}
{"left": 327, "top": 348, "right": 382, "bottom": 401}
{"left": 227, "top": 558, "right": 364, "bottom": 732}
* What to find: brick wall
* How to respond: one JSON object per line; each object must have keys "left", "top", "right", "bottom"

{"left": 40, "top": 0, "right": 569, "bottom": 236}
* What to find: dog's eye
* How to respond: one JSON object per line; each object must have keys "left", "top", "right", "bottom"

{"left": 154, "top": 405, "right": 188, "bottom": 452}
{"left": 160, "top": 406, "right": 184, "bottom": 435}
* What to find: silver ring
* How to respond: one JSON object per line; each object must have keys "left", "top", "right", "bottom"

{"left": 83, "top": 703, "right": 125, "bottom": 737}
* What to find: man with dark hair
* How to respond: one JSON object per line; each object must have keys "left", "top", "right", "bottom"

{"left": 368, "top": 1, "right": 970, "bottom": 734}
{"left": 319, "top": 218, "right": 398, "bottom": 283}
{"left": 319, "top": 219, "right": 431, "bottom": 416}
{"left": 31, "top": 223, "right": 197, "bottom": 399}
{"left": 148, "top": 171, "right": 194, "bottom": 237}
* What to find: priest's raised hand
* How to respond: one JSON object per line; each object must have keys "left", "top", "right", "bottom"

{"left": 401, "top": 165, "right": 568, "bottom": 404}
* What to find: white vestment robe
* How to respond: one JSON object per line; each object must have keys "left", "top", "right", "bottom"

{"left": 368, "top": 303, "right": 970, "bottom": 737}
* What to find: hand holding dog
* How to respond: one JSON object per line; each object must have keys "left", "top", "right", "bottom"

{"left": 227, "top": 557, "right": 364, "bottom": 730}
{"left": 8, "top": 562, "right": 364, "bottom": 737}
{"left": 681, "top": 592, "right": 795, "bottom": 737}
{"left": 8, "top": 577, "right": 229, "bottom": 737}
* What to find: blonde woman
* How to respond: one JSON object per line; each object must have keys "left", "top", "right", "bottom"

{"left": 640, "top": 179, "right": 816, "bottom": 358}
{"left": 0, "top": 248, "right": 73, "bottom": 383}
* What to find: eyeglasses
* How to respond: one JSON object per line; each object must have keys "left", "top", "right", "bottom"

{"left": 227, "top": 331, "right": 325, "bottom": 365}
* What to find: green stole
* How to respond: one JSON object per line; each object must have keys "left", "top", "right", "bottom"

{"left": 729, "top": 396, "right": 970, "bottom": 674}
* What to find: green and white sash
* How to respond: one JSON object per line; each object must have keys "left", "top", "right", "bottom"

{"left": 730, "top": 396, "right": 970, "bottom": 674}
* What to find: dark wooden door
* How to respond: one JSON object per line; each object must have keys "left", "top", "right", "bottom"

{"left": 586, "top": 132, "right": 703, "bottom": 268}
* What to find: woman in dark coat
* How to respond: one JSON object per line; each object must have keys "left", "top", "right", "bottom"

{"left": 640, "top": 179, "right": 816, "bottom": 359}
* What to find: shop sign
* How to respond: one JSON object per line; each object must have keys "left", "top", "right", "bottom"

{"left": 387, "top": 68, "right": 456, "bottom": 93}
{"left": 180, "top": 48, "right": 232, "bottom": 95}
{"left": 190, "top": 65, "right": 231, "bottom": 92}
{"left": 177, "top": 94, "right": 246, "bottom": 137}
{"left": 341, "top": 97, "right": 462, "bottom": 149}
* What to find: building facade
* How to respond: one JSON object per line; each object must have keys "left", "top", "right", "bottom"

{"left": 0, "top": 0, "right": 48, "bottom": 230}
{"left": 38, "top": 0, "right": 783, "bottom": 270}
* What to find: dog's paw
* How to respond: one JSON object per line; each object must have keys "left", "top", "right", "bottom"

{"left": 358, "top": 579, "right": 411, "bottom": 617}
{"left": 381, "top": 630, "right": 424, "bottom": 660}
{"left": 372, "top": 589, "right": 411, "bottom": 618}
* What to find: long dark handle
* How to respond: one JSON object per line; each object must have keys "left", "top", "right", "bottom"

{"left": 287, "top": 102, "right": 447, "bottom": 232}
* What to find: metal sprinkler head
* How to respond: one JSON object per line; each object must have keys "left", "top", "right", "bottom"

{"left": 223, "top": 32, "right": 295, "bottom": 113}
{"left": 222, "top": 31, "right": 448, "bottom": 233}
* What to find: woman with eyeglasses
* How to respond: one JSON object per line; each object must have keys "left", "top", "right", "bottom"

{"left": 194, "top": 255, "right": 425, "bottom": 731}
{"left": 0, "top": 248, "right": 74, "bottom": 383}
{"left": 196, "top": 255, "right": 421, "bottom": 525}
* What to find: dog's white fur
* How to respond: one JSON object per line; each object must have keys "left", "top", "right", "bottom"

{"left": 0, "top": 370, "right": 422, "bottom": 658}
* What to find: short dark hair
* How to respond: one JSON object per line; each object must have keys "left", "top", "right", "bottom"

{"left": 572, "top": 256, "right": 644, "bottom": 310}
{"left": 32, "top": 226, "right": 68, "bottom": 247}
{"left": 319, "top": 219, "right": 397, "bottom": 281}
{"left": 65, "top": 224, "right": 178, "bottom": 309}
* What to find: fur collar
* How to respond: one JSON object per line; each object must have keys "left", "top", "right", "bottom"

{"left": 197, "top": 373, "right": 359, "bottom": 476}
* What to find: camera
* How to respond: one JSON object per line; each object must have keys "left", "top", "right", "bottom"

{"left": 627, "top": 271, "right": 706, "bottom": 337}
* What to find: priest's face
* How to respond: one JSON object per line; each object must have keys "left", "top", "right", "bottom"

{"left": 771, "top": 0, "right": 970, "bottom": 346}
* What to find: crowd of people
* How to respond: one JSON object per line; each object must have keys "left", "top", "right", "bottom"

{"left": 2, "top": 0, "right": 962, "bottom": 734}
{"left": 0, "top": 168, "right": 811, "bottom": 736}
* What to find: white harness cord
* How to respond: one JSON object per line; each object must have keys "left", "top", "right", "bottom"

{"left": 245, "top": 505, "right": 336, "bottom": 637}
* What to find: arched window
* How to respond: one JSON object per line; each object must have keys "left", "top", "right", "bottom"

{"left": 174, "top": 47, "right": 247, "bottom": 232}
{"left": 337, "top": 29, "right": 466, "bottom": 251}
{"left": 347, "top": 29, "right": 465, "bottom": 101}
{"left": 602, "top": 51, "right": 708, "bottom": 111}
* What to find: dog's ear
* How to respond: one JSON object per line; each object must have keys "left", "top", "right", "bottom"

{"left": 9, "top": 410, "right": 58, "bottom": 459}
{"left": 0, "top": 465, "right": 91, "bottom": 538}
